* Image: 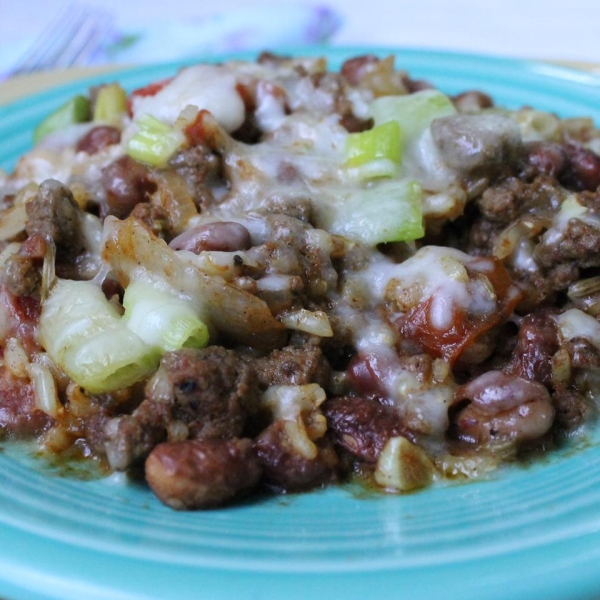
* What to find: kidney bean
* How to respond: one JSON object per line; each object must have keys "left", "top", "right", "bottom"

{"left": 524, "top": 141, "right": 567, "bottom": 178}
{"left": 100, "top": 156, "right": 156, "bottom": 218}
{"left": 452, "top": 371, "right": 554, "bottom": 448}
{"left": 347, "top": 352, "right": 394, "bottom": 398}
{"left": 561, "top": 144, "right": 600, "bottom": 191}
{"left": 254, "top": 420, "right": 338, "bottom": 492}
{"left": 169, "top": 221, "right": 252, "bottom": 253}
{"left": 145, "top": 437, "right": 262, "bottom": 510}
{"left": 75, "top": 126, "right": 121, "bottom": 155}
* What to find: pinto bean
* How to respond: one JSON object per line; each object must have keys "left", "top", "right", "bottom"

{"left": 100, "top": 155, "right": 156, "bottom": 218}
{"left": 169, "top": 222, "right": 252, "bottom": 253}
{"left": 323, "top": 396, "right": 411, "bottom": 462}
{"left": 145, "top": 438, "right": 262, "bottom": 510}
{"left": 451, "top": 371, "right": 554, "bottom": 448}
{"left": 75, "top": 126, "right": 121, "bottom": 154}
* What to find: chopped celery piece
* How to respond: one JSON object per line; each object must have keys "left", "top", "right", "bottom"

{"left": 369, "top": 89, "right": 456, "bottom": 143}
{"left": 345, "top": 121, "right": 403, "bottom": 179}
{"left": 60, "top": 328, "right": 160, "bottom": 394}
{"left": 39, "top": 279, "right": 159, "bottom": 394}
{"left": 126, "top": 114, "right": 185, "bottom": 167}
{"left": 313, "top": 179, "right": 424, "bottom": 246}
{"left": 33, "top": 95, "right": 91, "bottom": 144}
{"left": 123, "top": 280, "right": 210, "bottom": 352}
{"left": 93, "top": 83, "right": 127, "bottom": 124}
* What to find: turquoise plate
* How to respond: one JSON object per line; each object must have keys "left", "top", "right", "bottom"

{"left": 1, "top": 47, "right": 600, "bottom": 600}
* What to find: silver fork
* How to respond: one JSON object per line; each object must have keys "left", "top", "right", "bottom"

{"left": 8, "top": 3, "right": 113, "bottom": 77}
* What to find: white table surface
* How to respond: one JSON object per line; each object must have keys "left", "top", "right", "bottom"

{"left": 2, "top": 0, "right": 600, "bottom": 64}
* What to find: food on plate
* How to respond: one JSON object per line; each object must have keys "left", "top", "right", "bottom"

{"left": 1, "top": 52, "right": 600, "bottom": 510}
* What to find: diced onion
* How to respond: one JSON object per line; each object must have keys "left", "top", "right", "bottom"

{"left": 28, "top": 362, "right": 60, "bottom": 419}
{"left": 4, "top": 337, "right": 29, "bottom": 378}
{"left": 279, "top": 309, "right": 333, "bottom": 337}
{"left": 0, "top": 204, "right": 27, "bottom": 242}
{"left": 374, "top": 436, "right": 435, "bottom": 492}
{"left": 261, "top": 384, "right": 327, "bottom": 459}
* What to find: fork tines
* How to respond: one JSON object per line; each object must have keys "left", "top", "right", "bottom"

{"left": 9, "top": 3, "right": 113, "bottom": 76}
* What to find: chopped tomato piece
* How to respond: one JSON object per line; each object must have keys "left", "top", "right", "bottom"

{"left": 126, "top": 77, "right": 173, "bottom": 116}
{"left": 184, "top": 109, "right": 212, "bottom": 146}
{"left": 400, "top": 259, "right": 522, "bottom": 364}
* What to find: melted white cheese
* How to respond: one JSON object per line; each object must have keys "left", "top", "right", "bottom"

{"left": 131, "top": 65, "right": 245, "bottom": 133}
{"left": 555, "top": 308, "right": 600, "bottom": 344}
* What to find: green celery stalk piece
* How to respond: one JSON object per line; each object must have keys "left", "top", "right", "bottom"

{"left": 369, "top": 89, "right": 456, "bottom": 143}
{"left": 123, "top": 280, "right": 210, "bottom": 352}
{"left": 126, "top": 114, "right": 185, "bottom": 167}
{"left": 39, "top": 279, "right": 159, "bottom": 394}
{"left": 33, "top": 95, "right": 91, "bottom": 144}
{"left": 93, "top": 83, "right": 127, "bottom": 124}
{"left": 61, "top": 327, "right": 160, "bottom": 394}
{"left": 345, "top": 121, "right": 403, "bottom": 168}
{"left": 314, "top": 179, "right": 424, "bottom": 246}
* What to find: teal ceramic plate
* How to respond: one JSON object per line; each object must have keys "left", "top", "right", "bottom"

{"left": 2, "top": 47, "right": 600, "bottom": 600}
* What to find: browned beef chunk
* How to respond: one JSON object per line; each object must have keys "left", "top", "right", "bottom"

{"left": 103, "top": 400, "right": 170, "bottom": 471}
{"left": 0, "top": 367, "right": 53, "bottom": 437}
{"left": 254, "top": 420, "right": 338, "bottom": 492}
{"left": 100, "top": 155, "right": 156, "bottom": 218}
{"left": 323, "top": 396, "right": 411, "bottom": 462}
{"left": 258, "top": 195, "right": 314, "bottom": 222}
{"left": 146, "top": 438, "right": 262, "bottom": 510}
{"left": 2, "top": 256, "right": 39, "bottom": 297}
{"left": 535, "top": 219, "right": 600, "bottom": 269}
{"left": 551, "top": 387, "right": 592, "bottom": 431}
{"left": 1, "top": 234, "right": 46, "bottom": 297}
{"left": 244, "top": 214, "right": 338, "bottom": 305}
{"left": 103, "top": 347, "right": 258, "bottom": 470}
{"left": 476, "top": 175, "right": 563, "bottom": 227}
{"left": 129, "top": 202, "right": 168, "bottom": 238}
{"left": 565, "top": 336, "right": 600, "bottom": 371}
{"left": 169, "top": 145, "right": 221, "bottom": 210}
{"left": 252, "top": 345, "right": 331, "bottom": 389}
{"left": 26, "top": 179, "right": 83, "bottom": 257}
{"left": 151, "top": 347, "right": 258, "bottom": 438}
{"left": 506, "top": 313, "right": 559, "bottom": 386}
